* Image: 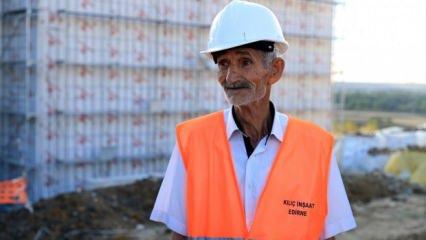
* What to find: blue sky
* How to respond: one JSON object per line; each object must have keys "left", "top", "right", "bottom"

{"left": 333, "top": 0, "right": 426, "bottom": 84}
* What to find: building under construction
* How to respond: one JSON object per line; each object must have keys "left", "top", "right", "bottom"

{"left": 0, "top": 0, "right": 338, "bottom": 202}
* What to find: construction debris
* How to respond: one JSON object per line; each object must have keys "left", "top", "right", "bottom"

{"left": 342, "top": 171, "right": 425, "bottom": 203}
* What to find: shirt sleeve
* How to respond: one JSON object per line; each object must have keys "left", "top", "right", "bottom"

{"left": 320, "top": 149, "right": 357, "bottom": 239}
{"left": 150, "top": 144, "right": 187, "bottom": 236}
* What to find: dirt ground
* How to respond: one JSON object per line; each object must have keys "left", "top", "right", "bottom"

{"left": 339, "top": 194, "right": 426, "bottom": 240}
{"left": 0, "top": 172, "right": 425, "bottom": 240}
{"left": 0, "top": 178, "right": 164, "bottom": 240}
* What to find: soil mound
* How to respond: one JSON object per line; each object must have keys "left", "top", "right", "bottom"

{"left": 0, "top": 178, "right": 162, "bottom": 240}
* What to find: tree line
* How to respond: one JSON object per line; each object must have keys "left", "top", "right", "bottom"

{"left": 335, "top": 91, "right": 426, "bottom": 114}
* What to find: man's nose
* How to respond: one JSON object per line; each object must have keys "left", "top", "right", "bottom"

{"left": 225, "top": 67, "right": 239, "bottom": 84}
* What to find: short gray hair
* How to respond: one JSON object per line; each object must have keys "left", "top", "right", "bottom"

{"left": 261, "top": 48, "right": 282, "bottom": 68}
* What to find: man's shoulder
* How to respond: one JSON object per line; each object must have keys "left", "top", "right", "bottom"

{"left": 176, "top": 110, "right": 224, "bottom": 132}
{"left": 283, "top": 113, "right": 333, "bottom": 143}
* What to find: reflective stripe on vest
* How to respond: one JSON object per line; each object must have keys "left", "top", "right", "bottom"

{"left": 176, "top": 111, "right": 334, "bottom": 239}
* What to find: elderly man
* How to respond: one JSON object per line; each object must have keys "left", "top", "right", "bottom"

{"left": 151, "top": 1, "right": 356, "bottom": 239}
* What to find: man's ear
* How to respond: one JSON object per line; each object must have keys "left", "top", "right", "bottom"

{"left": 268, "top": 57, "right": 285, "bottom": 85}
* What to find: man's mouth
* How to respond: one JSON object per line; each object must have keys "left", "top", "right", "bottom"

{"left": 225, "top": 86, "right": 248, "bottom": 90}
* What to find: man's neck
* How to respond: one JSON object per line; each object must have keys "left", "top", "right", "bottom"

{"left": 233, "top": 97, "right": 272, "bottom": 148}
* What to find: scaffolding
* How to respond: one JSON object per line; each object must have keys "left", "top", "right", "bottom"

{"left": 0, "top": 0, "right": 340, "bottom": 202}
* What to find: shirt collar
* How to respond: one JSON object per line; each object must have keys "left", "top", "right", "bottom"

{"left": 225, "top": 102, "right": 285, "bottom": 142}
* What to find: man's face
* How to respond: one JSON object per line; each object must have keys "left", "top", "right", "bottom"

{"left": 216, "top": 48, "right": 271, "bottom": 106}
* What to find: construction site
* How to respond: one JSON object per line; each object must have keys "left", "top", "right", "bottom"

{"left": 0, "top": 0, "right": 425, "bottom": 239}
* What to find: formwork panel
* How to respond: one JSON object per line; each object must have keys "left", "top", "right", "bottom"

{"left": 44, "top": 65, "right": 156, "bottom": 114}
{"left": 0, "top": 114, "right": 36, "bottom": 166}
{"left": 1, "top": 0, "right": 38, "bottom": 13}
{"left": 0, "top": 64, "right": 37, "bottom": 114}
{"left": 0, "top": 0, "right": 337, "bottom": 202}
{"left": 284, "top": 37, "right": 332, "bottom": 76}
{"left": 42, "top": 114, "right": 160, "bottom": 162}
{"left": 1, "top": 14, "right": 38, "bottom": 63}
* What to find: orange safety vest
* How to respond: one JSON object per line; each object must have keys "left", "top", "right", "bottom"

{"left": 176, "top": 111, "right": 334, "bottom": 240}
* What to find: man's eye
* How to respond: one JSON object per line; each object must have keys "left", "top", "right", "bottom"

{"left": 218, "top": 61, "right": 229, "bottom": 69}
{"left": 242, "top": 59, "right": 253, "bottom": 66}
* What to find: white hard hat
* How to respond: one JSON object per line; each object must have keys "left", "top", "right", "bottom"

{"left": 200, "top": 0, "right": 289, "bottom": 55}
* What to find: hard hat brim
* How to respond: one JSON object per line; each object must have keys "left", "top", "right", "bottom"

{"left": 200, "top": 40, "right": 289, "bottom": 55}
